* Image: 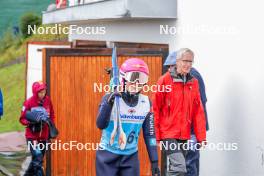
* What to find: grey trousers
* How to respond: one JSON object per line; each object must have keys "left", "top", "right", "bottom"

{"left": 161, "top": 139, "right": 188, "bottom": 176}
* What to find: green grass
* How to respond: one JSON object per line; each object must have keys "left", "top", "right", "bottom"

{"left": 0, "top": 41, "right": 25, "bottom": 67}
{"left": 0, "top": 63, "right": 25, "bottom": 133}
{"left": 0, "top": 23, "right": 67, "bottom": 133}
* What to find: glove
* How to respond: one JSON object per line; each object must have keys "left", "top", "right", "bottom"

{"left": 107, "top": 90, "right": 121, "bottom": 105}
{"left": 196, "top": 140, "right": 207, "bottom": 149}
{"left": 151, "top": 161, "right": 160, "bottom": 176}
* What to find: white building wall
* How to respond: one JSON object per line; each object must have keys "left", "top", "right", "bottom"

{"left": 27, "top": 43, "right": 70, "bottom": 99}
{"left": 176, "top": 0, "right": 264, "bottom": 175}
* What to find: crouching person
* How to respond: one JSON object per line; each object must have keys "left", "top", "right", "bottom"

{"left": 19, "top": 81, "right": 56, "bottom": 176}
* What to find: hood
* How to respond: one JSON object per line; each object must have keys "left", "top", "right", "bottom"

{"left": 32, "top": 81, "right": 47, "bottom": 97}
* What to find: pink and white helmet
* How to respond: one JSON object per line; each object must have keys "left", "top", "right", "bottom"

{"left": 119, "top": 58, "right": 149, "bottom": 85}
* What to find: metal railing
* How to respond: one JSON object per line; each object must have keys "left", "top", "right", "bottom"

{"left": 55, "top": 0, "right": 108, "bottom": 9}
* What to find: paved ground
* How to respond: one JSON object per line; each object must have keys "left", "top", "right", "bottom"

{"left": 0, "top": 131, "right": 29, "bottom": 176}
{"left": 0, "top": 131, "right": 26, "bottom": 152}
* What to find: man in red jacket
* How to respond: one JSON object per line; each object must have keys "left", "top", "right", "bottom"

{"left": 20, "top": 81, "right": 55, "bottom": 176}
{"left": 153, "top": 48, "right": 206, "bottom": 176}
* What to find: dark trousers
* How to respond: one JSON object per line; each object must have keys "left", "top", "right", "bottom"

{"left": 161, "top": 139, "right": 187, "bottom": 176}
{"left": 24, "top": 140, "right": 46, "bottom": 176}
{"left": 186, "top": 135, "right": 200, "bottom": 176}
{"left": 96, "top": 150, "right": 140, "bottom": 176}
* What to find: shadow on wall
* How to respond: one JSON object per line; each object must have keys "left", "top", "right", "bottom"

{"left": 221, "top": 76, "right": 251, "bottom": 175}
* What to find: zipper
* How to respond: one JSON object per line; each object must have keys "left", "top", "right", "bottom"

{"left": 182, "top": 75, "right": 190, "bottom": 139}
{"left": 180, "top": 78, "right": 186, "bottom": 139}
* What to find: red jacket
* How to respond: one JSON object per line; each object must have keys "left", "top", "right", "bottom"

{"left": 153, "top": 72, "right": 206, "bottom": 142}
{"left": 20, "top": 82, "right": 55, "bottom": 140}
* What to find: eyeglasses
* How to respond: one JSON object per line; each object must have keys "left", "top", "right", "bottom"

{"left": 180, "top": 59, "right": 194, "bottom": 65}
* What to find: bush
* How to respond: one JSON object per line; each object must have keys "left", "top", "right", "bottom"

{"left": 20, "top": 12, "right": 41, "bottom": 38}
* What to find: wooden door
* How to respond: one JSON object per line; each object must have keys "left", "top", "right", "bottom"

{"left": 42, "top": 48, "right": 167, "bottom": 176}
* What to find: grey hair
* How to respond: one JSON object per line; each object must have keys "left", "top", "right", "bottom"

{"left": 176, "top": 48, "right": 194, "bottom": 60}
